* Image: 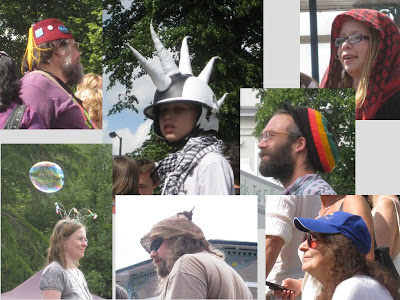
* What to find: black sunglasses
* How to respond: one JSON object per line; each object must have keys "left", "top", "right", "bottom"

{"left": 150, "top": 237, "right": 163, "bottom": 252}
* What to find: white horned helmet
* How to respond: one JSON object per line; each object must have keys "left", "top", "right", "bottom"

{"left": 126, "top": 21, "right": 227, "bottom": 140}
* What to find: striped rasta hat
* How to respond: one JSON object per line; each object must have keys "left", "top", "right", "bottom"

{"left": 283, "top": 103, "right": 339, "bottom": 173}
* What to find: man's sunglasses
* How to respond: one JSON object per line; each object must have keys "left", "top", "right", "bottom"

{"left": 150, "top": 237, "right": 163, "bottom": 252}
{"left": 302, "top": 233, "right": 327, "bottom": 248}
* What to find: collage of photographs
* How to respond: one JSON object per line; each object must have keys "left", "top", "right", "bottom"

{"left": 0, "top": 0, "right": 400, "bottom": 299}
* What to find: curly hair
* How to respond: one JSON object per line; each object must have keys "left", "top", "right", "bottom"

{"left": 46, "top": 220, "right": 86, "bottom": 269}
{"left": 113, "top": 156, "right": 139, "bottom": 196}
{"left": 21, "top": 39, "right": 69, "bottom": 73}
{"left": 79, "top": 88, "right": 102, "bottom": 129}
{"left": 0, "top": 54, "right": 23, "bottom": 112}
{"left": 316, "top": 233, "right": 399, "bottom": 300}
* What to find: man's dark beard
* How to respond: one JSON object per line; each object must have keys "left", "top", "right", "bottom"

{"left": 259, "top": 139, "right": 295, "bottom": 184}
{"left": 62, "top": 54, "right": 84, "bottom": 86}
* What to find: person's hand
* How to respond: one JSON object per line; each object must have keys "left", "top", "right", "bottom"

{"left": 272, "top": 278, "right": 302, "bottom": 300}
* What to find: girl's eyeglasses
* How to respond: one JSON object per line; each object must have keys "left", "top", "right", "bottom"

{"left": 302, "top": 233, "right": 327, "bottom": 248}
{"left": 334, "top": 33, "right": 369, "bottom": 47}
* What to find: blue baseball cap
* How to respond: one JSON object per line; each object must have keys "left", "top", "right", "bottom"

{"left": 293, "top": 211, "right": 371, "bottom": 254}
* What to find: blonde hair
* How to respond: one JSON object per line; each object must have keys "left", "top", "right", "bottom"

{"left": 78, "top": 88, "right": 103, "bottom": 129}
{"left": 355, "top": 27, "right": 379, "bottom": 109}
{"left": 332, "top": 24, "right": 380, "bottom": 108}
{"left": 47, "top": 220, "right": 86, "bottom": 269}
{"left": 76, "top": 73, "right": 102, "bottom": 91}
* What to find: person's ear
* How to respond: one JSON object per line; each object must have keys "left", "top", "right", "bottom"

{"left": 294, "top": 136, "right": 307, "bottom": 153}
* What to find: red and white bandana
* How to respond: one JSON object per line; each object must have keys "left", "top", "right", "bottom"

{"left": 320, "top": 9, "right": 400, "bottom": 120}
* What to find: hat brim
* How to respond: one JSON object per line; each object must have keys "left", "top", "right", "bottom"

{"left": 294, "top": 217, "right": 341, "bottom": 235}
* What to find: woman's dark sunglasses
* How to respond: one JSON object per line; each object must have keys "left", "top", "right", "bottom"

{"left": 150, "top": 237, "right": 163, "bottom": 252}
{"left": 302, "top": 233, "right": 327, "bottom": 248}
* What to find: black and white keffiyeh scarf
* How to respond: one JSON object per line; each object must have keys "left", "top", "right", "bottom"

{"left": 156, "top": 135, "right": 224, "bottom": 195}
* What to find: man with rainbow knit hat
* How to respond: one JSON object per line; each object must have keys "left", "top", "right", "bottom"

{"left": 258, "top": 103, "right": 339, "bottom": 195}
{"left": 19, "top": 19, "right": 95, "bottom": 129}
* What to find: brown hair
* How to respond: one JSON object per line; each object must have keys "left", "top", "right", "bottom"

{"left": 316, "top": 233, "right": 399, "bottom": 300}
{"left": 113, "top": 156, "right": 139, "bottom": 196}
{"left": 135, "top": 158, "right": 160, "bottom": 184}
{"left": 46, "top": 220, "right": 86, "bottom": 269}
{"left": 21, "top": 39, "right": 69, "bottom": 73}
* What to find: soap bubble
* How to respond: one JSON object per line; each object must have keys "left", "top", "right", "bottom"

{"left": 29, "top": 161, "right": 64, "bottom": 193}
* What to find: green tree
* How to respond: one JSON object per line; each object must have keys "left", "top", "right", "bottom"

{"left": 253, "top": 88, "right": 355, "bottom": 195}
{"left": 0, "top": 0, "right": 102, "bottom": 74}
{"left": 1, "top": 144, "right": 112, "bottom": 298}
{"left": 104, "top": 0, "right": 262, "bottom": 144}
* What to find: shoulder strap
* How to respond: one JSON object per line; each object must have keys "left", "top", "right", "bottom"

{"left": 29, "top": 71, "right": 96, "bottom": 129}
{"left": 4, "top": 105, "right": 27, "bottom": 129}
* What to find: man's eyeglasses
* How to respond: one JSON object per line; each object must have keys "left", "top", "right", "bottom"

{"left": 302, "top": 233, "right": 327, "bottom": 248}
{"left": 0, "top": 51, "right": 9, "bottom": 57}
{"left": 259, "top": 131, "right": 291, "bottom": 142}
{"left": 150, "top": 237, "right": 163, "bottom": 252}
{"left": 334, "top": 33, "right": 369, "bottom": 47}
{"left": 67, "top": 40, "right": 80, "bottom": 50}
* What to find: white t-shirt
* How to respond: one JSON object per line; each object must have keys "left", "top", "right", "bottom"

{"left": 332, "top": 275, "right": 393, "bottom": 300}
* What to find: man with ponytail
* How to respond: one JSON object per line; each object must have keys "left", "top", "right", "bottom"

{"left": 20, "top": 19, "right": 96, "bottom": 129}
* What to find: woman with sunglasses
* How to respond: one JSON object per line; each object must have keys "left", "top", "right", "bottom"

{"left": 320, "top": 9, "right": 400, "bottom": 120}
{"left": 273, "top": 195, "right": 374, "bottom": 299}
{"left": 0, "top": 51, "right": 44, "bottom": 129}
{"left": 292, "top": 211, "right": 398, "bottom": 300}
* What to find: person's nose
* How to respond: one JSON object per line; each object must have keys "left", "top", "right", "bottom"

{"left": 299, "top": 239, "right": 309, "bottom": 252}
{"left": 341, "top": 38, "right": 352, "bottom": 49}
{"left": 150, "top": 249, "right": 157, "bottom": 258}
{"left": 258, "top": 138, "right": 267, "bottom": 149}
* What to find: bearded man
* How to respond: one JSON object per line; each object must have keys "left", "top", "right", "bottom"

{"left": 258, "top": 103, "right": 339, "bottom": 195}
{"left": 19, "top": 19, "right": 95, "bottom": 129}
{"left": 141, "top": 209, "right": 253, "bottom": 299}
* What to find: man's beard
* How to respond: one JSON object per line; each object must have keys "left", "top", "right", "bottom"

{"left": 62, "top": 53, "right": 84, "bottom": 86}
{"left": 153, "top": 257, "right": 174, "bottom": 278}
{"left": 258, "top": 139, "right": 295, "bottom": 184}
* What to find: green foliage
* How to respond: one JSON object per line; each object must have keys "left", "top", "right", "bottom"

{"left": 1, "top": 144, "right": 112, "bottom": 298}
{"left": 104, "top": 0, "right": 262, "bottom": 143}
{"left": 129, "top": 131, "right": 174, "bottom": 162}
{"left": 0, "top": 0, "right": 102, "bottom": 75}
{"left": 1, "top": 211, "right": 48, "bottom": 292}
{"left": 254, "top": 88, "right": 355, "bottom": 194}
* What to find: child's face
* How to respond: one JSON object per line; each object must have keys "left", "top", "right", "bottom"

{"left": 159, "top": 102, "right": 198, "bottom": 142}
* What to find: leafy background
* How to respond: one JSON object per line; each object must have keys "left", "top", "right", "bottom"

{"left": 1, "top": 144, "right": 112, "bottom": 299}
{"left": 253, "top": 88, "right": 355, "bottom": 195}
